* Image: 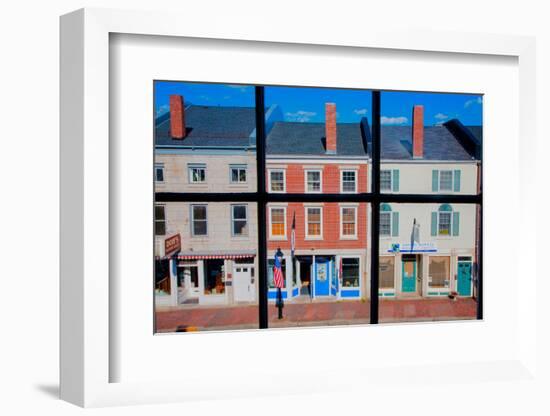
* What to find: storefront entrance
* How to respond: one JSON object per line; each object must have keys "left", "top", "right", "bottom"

{"left": 401, "top": 255, "right": 417, "bottom": 293}
{"left": 314, "top": 257, "right": 330, "bottom": 296}
{"left": 177, "top": 262, "right": 199, "bottom": 304}
{"left": 298, "top": 256, "right": 312, "bottom": 296}
{"left": 457, "top": 260, "right": 472, "bottom": 296}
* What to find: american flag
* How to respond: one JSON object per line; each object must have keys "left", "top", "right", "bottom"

{"left": 273, "top": 253, "right": 285, "bottom": 289}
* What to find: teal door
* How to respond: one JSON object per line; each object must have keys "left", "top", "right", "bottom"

{"left": 457, "top": 262, "right": 472, "bottom": 296}
{"left": 401, "top": 259, "right": 417, "bottom": 293}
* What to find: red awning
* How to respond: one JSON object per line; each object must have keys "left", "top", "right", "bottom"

{"left": 176, "top": 254, "right": 255, "bottom": 260}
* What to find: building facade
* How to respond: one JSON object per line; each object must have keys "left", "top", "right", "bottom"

{"left": 154, "top": 97, "right": 264, "bottom": 307}
{"left": 265, "top": 103, "right": 370, "bottom": 301}
{"left": 154, "top": 95, "right": 481, "bottom": 308}
{"left": 375, "top": 106, "right": 481, "bottom": 299}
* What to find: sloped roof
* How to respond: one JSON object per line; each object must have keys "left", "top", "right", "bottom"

{"left": 155, "top": 105, "right": 256, "bottom": 147}
{"left": 154, "top": 105, "right": 481, "bottom": 161}
{"left": 381, "top": 125, "right": 479, "bottom": 160}
{"left": 266, "top": 122, "right": 368, "bottom": 157}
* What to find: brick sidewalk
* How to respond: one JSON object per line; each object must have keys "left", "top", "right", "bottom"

{"left": 156, "top": 298, "right": 477, "bottom": 332}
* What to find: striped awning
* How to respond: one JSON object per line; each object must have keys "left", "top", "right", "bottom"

{"left": 177, "top": 253, "right": 255, "bottom": 260}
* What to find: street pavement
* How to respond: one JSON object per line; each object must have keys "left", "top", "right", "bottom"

{"left": 156, "top": 298, "right": 477, "bottom": 332}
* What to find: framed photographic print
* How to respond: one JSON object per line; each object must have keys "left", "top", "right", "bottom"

{"left": 60, "top": 8, "right": 537, "bottom": 407}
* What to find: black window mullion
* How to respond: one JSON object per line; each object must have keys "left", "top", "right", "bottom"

{"left": 255, "top": 86, "right": 269, "bottom": 329}
{"left": 370, "top": 91, "right": 381, "bottom": 324}
{"left": 477, "top": 201, "right": 483, "bottom": 319}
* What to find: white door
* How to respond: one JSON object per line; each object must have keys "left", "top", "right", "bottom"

{"left": 233, "top": 266, "right": 254, "bottom": 302}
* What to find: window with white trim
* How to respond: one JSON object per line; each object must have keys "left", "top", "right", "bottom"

{"left": 305, "top": 206, "right": 322, "bottom": 238}
{"left": 230, "top": 165, "right": 247, "bottom": 184}
{"left": 231, "top": 204, "right": 248, "bottom": 236}
{"left": 380, "top": 211, "right": 391, "bottom": 236}
{"left": 340, "top": 206, "right": 357, "bottom": 238}
{"left": 269, "top": 206, "right": 286, "bottom": 238}
{"left": 439, "top": 170, "right": 453, "bottom": 191}
{"left": 188, "top": 164, "right": 206, "bottom": 183}
{"left": 438, "top": 211, "right": 452, "bottom": 235}
{"left": 341, "top": 170, "right": 357, "bottom": 193}
{"left": 191, "top": 204, "right": 208, "bottom": 236}
{"left": 305, "top": 170, "right": 322, "bottom": 193}
{"left": 380, "top": 170, "right": 392, "bottom": 191}
{"left": 269, "top": 169, "right": 285, "bottom": 192}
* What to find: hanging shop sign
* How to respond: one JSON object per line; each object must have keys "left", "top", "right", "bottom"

{"left": 164, "top": 234, "right": 181, "bottom": 257}
{"left": 388, "top": 242, "right": 437, "bottom": 253}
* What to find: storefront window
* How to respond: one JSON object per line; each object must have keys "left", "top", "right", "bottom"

{"left": 342, "top": 258, "right": 360, "bottom": 288}
{"left": 379, "top": 256, "right": 395, "bottom": 289}
{"left": 204, "top": 259, "right": 225, "bottom": 295}
{"left": 267, "top": 258, "right": 286, "bottom": 288}
{"left": 155, "top": 259, "right": 170, "bottom": 295}
{"left": 429, "top": 256, "right": 450, "bottom": 288}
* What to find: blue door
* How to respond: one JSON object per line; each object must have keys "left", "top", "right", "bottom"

{"left": 401, "top": 259, "right": 416, "bottom": 293}
{"left": 457, "top": 262, "right": 472, "bottom": 296}
{"left": 314, "top": 258, "right": 330, "bottom": 296}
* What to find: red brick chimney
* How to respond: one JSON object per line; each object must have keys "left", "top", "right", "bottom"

{"left": 325, "top": 103, "right": 337, "bottom": 154}
{"left": 169, "top": 95, "right": 186, "bottom": 139}
{"left": 412, "top": 105, "right": 424, "bottom": 158}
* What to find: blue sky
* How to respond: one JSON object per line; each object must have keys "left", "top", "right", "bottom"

{"left": 155, "top": 81, "right": 483, "bottom": 126}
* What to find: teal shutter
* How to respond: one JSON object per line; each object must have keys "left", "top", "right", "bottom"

{"left": 392, "top": 212, "right": 399, "bottom": 236}
{"left": 392, "top": 170, "right": 400, "bottom": 192}
{"left": 431, "top": 212, "right": 438, "bottom": 236}
{"left": 432, "top": 170, "right": 439, "bottom": 192}
{"left": 452, "top": 212, "right": 460, "bottom": 236}
{"left": 453, "top": 170, "right": 461, "bottom": 192}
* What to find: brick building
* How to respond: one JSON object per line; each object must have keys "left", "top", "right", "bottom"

{"left": 265, "top": 103, "right": 370, "bottom": 301}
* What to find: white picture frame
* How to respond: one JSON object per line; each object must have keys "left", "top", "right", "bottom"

{"left": 60, "top": 8, "right": 537, "bottom": 407}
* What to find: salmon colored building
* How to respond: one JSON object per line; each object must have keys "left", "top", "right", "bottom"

{"left": 265, "top": 103, "right": 371, "bottom": 301}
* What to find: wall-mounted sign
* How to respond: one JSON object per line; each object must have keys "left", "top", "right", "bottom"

{"left": 387, "top": 242, "right": 437, "bottom": 253}
{"left": 165, "top": 234, "right": 181, "bottom": 257}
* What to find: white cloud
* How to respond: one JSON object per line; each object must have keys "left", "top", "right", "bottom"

{"left": 226, "top": 85, "right": 250, "bottom": 93}
{"left": 354, "top": 108, "right": 368, "bottom": 116}
{"left": 381, "top": 116, "right": 408, "bottom": 125}
{"left": 464, "top": 96, "right": 482, "bottom": 108}
{"left": 285, "top": 110, "right": 317, "bottom": 122}
{"left": 156, "top": 104, "right": 169, "bottom": 117}
{"left": 434, "top": 113, "right": 449, "bottom": 121}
